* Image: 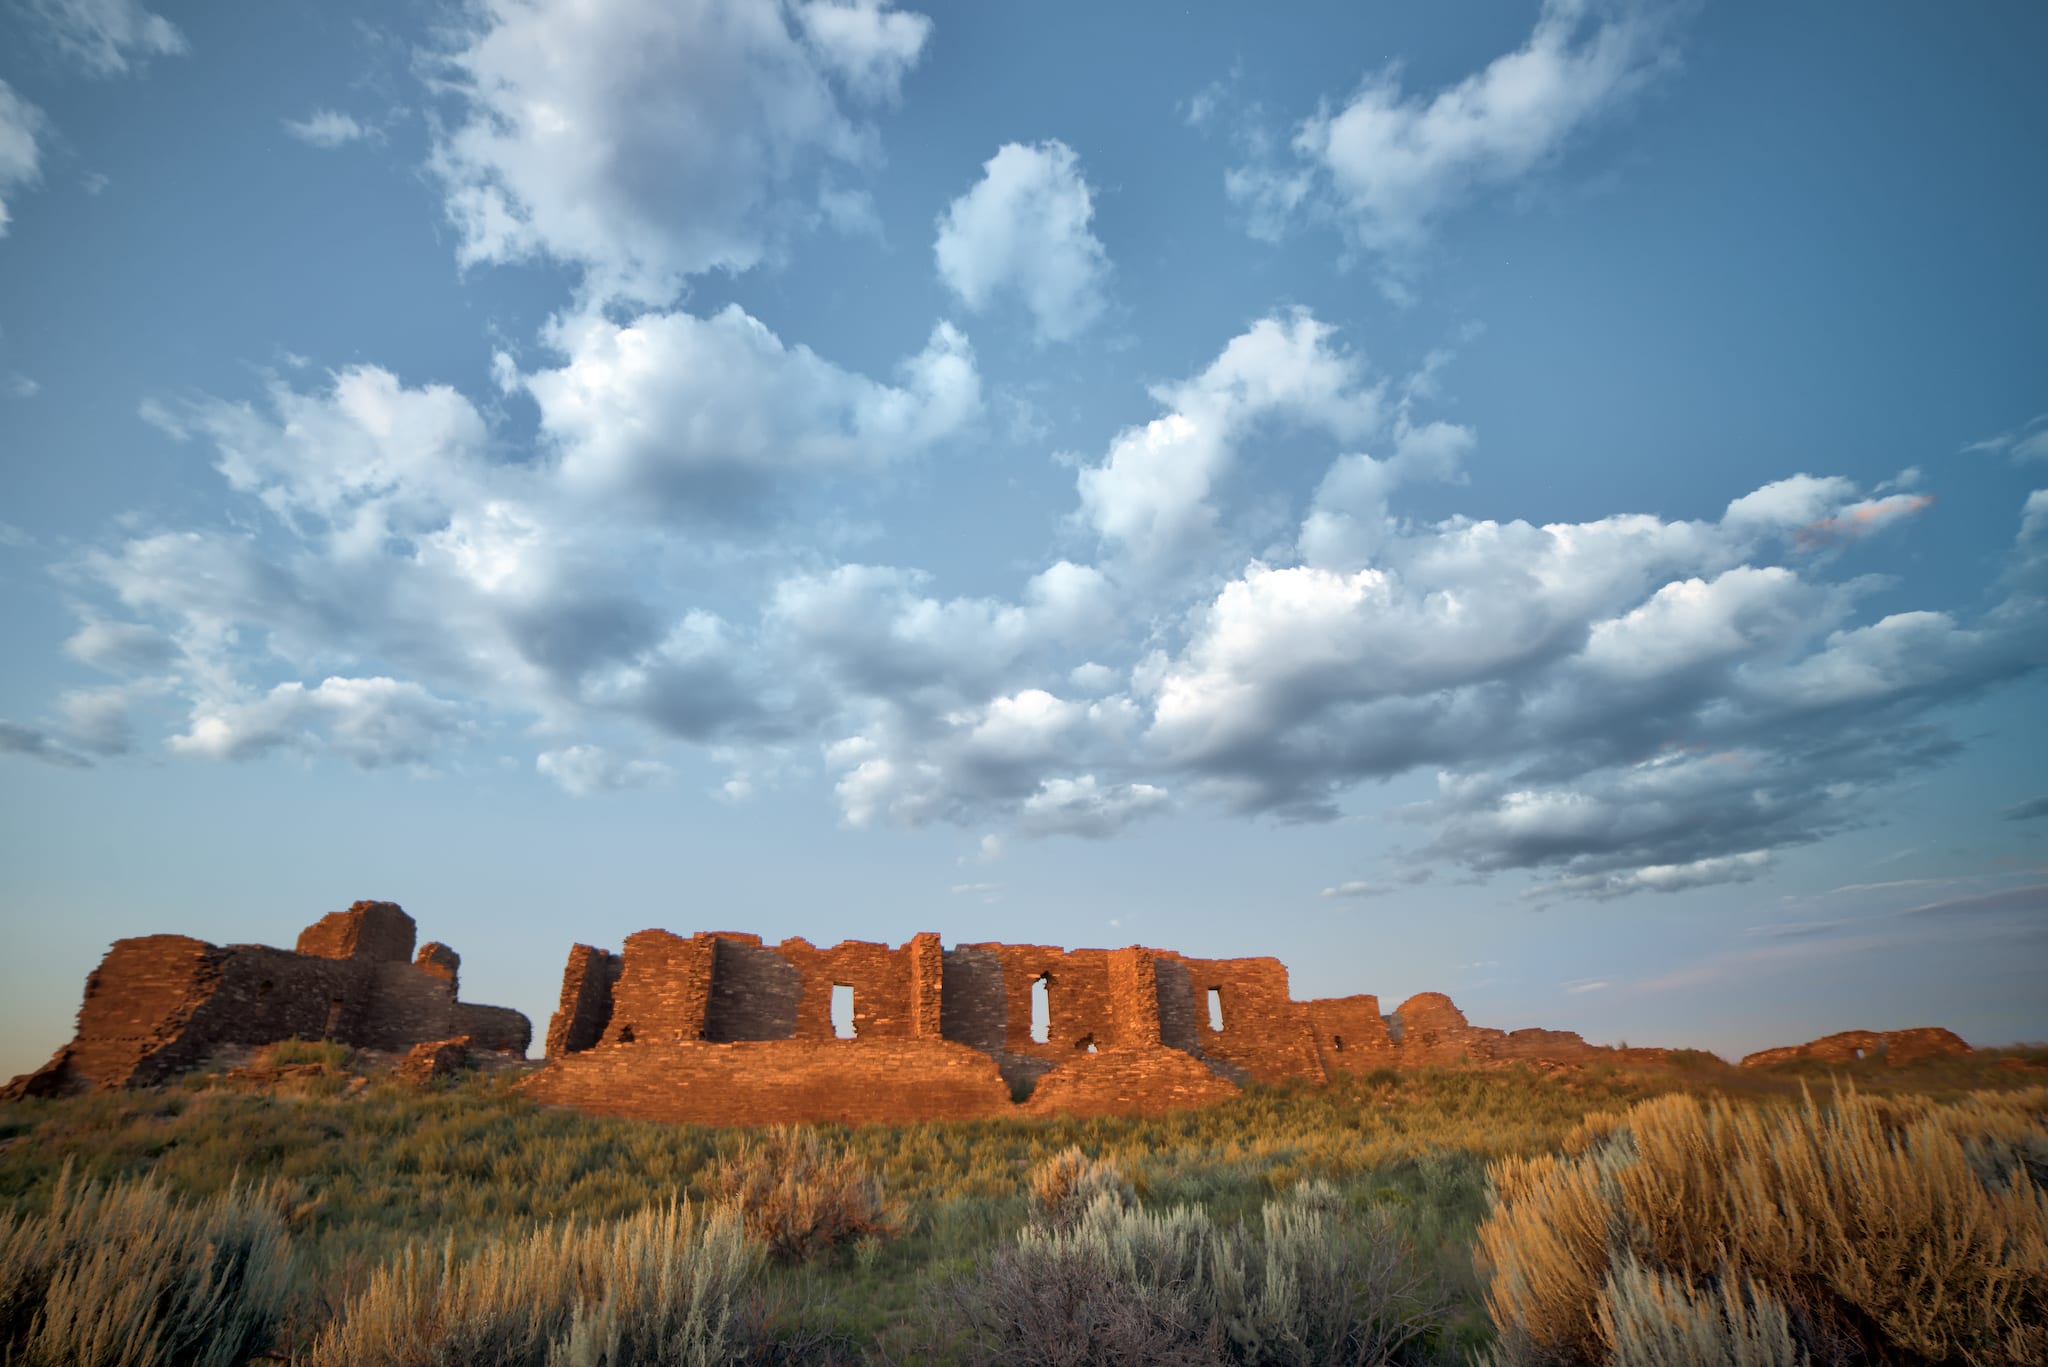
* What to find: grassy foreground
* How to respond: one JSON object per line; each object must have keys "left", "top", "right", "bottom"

{"left": 1, "top": 1044, "right": 2043, "bottom": 1364}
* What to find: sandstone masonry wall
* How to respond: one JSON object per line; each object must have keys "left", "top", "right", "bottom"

{"left": 8, "top": 902, "right": 531, "bottom": 1095}
{"left": 517, "top": 927, "right": 1713, "bottom": 1127}
{"left": 545, "top": 944, "right": 620, "bottom": 1058}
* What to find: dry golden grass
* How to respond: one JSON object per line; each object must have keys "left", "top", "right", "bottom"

{"left": 707, "top": 1124, "right": 911, "bottom": 1266}
{"left": 304, "top": 1197, "right": 761, "bottom": 1367}
{"left": 0, "top": 1161, "right": 293, "bottom": 1367}
{"left": 1476, "top": 1082, "right": 2048, "bottom": 1365}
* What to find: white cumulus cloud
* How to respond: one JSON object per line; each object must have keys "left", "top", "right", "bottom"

{"left": 523, "top": 306, "right": 980, "bottom": 516}
{"left": 427, "top": 0, "right": 932, "bottom": 303}
{"left": 935, "top": 140, "right": 1111, "bottom": 343}
{"left": 170, "top": 677, "right": 465, "bottom": 769}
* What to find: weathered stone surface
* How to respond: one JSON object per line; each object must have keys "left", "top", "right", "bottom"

{"left": 545, "top": 944, "right": 621, "bottom": 1058}
{"left": 1740, "top": 1027, "right": 1971, "bottom": 1068}
{"left": 1021, "top": 1046, "right": 1243, "bottom": 1118}
{"left": 295, "top": 901, "right": 416, "bottom": 964}
{"left": 519, "top": 1039, "right": 1015, "bottom": 1126}
{"left": 398, "top": 1035, "right": 472, "bottom": 1086}
{"left": 415, "top": 942, "right": 460, "bottom": 990}
{"left": 6, "top": 902, "right": 531, "bottom": 1092}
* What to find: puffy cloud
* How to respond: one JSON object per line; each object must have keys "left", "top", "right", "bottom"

{"left": 934, "top": 140, "right": 1111, "bottom": 343}
{"left": 283, "top": 110, "right": 371, "bottom": 148}
{"left": 427, "top": 0, "right": 932, "bottom": 302}
{"left": 24, "top": 0, "right": 186, "bottom": 77}
{"left": 1234, "top": 0, "right": 1683, "bottom": 265}
{"left": 770, "top": 559, "right": 1110, "bottom": 698}
{"left": 825, "top": 687, "right": 1146, "bottom": 831}
{"left": 1076, "top": 310, "right": 1382, "bottom": 568}
{"left": 794, "top": 0, "right": 931, "bottom": 102}
{"left": 1016, "top": 775, "right": 1169, "bottom": 838}
{"left": 0, "top": 82, "right": 45, "bottom": 238}
{"left": 144, "top": 365, "right": 492, "bottom": 561}
{"left": 523, "top": 306, "right": 980, "bottom": 515}
{"left": 1320, "top": 881, "right": 1387, "bottom": 900}
{"left": 1137, "top": 466, "right": 2044, "bottom": 879}
{"left": 170, "top": 676, "right": 465, "bottom": 768}
{"left": 536, "top": 743, "right": 673, "bottom": 796}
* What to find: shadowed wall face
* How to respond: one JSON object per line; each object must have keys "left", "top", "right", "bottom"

{"left": 545, "top": 945, "right": 620, "bottom": 1057}
{"left": 706, "top": 939, "right": 800, "bottom": 1041}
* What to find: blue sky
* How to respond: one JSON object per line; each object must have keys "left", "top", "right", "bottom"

{"left": 2, "top": 0, "right": 2044, "bottom": 1081}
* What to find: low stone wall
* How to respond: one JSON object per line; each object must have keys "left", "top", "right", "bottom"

{"left": 1021, "top": 1046, "right": 1243, "bottom": 1119}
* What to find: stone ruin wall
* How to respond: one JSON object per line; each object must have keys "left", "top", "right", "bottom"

{"left": 7, "top": 906, "right": 1980, "bottom": 1119}
{"left": 4, "top": 901, "right": 531, "bottom": 1098}
{"left": 1739, "top": 1027, "right": 1972, "bottom": 1069}
{"left": 517, "top": 928, "right": 1664, "bottom": 1125}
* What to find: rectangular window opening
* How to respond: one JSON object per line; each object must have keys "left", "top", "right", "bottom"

{"left": 1206, "top": 987, "right": 1224, "bottom": 1033}
{"left": 831, "top": 983, "right": 856, "bottom": 1039}
{"left": 1030, "top": 974, "right": 1051, "bottom": 1044}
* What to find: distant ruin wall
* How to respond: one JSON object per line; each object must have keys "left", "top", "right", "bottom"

{"left": 8, "top": 902, "right": 531, "bottom": 1095}
{"left": 1740, "top": 1027, "right": 1972, "bottom": 1068}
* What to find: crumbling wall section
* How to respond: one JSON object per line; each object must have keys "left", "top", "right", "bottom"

{"left": 1741, "top": 1027, "right": 1971, "bottom": 1068}
{"left": 415, "top": 943, "right": 459, "bottom": 991}
{"left": 11, "top": 901, "right": 532, "bottom": 1095}
{"left": 295, "top": 901, "right": 416, "bottom": 964}
{"left": 1301, "top": 995, "right": 1396, "bottom": 1074}
{"left": 1155, "top": 952, "right": 1322, "bottom": 1085}
{"left": 545, "top": 944, "right": 621, "bottom": 1057}
{"left": 605, "top": 930, "right": 714, "bottom": 1044}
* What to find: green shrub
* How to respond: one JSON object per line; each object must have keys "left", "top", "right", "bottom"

{"left": 706, "top": 1126, "right": 909, "bottom": 1265}
{"left": 938, "top": 1180, "right": 1450, "bottom": 1366}
{"left": 0, "top": 1161, "right": 293, "bottom": 1367}
{"left": 306, "top": 1197, "right": 761, "bottom": 1367}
